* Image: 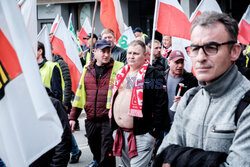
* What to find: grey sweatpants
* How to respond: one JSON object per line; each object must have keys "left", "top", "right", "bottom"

{"left": 113, "top": 130, "right": 155, "bottom": 167}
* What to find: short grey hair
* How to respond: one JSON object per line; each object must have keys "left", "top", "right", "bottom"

{"left": 129, "top": 40, "right": 146, "bottom": 53}
{"left": 191, "top": 12, "right": 239, "bottom": 41}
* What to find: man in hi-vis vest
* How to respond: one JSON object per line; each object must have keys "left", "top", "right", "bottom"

{"left": 37, "top": 41, "right": 64, "bottom": 102}
{"left": 69, "top": 40, "right": 123, "bottom": 167}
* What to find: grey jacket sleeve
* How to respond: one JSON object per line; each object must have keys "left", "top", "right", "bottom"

{"left": 157, "top": 88, "right": 196, "bottom": 154}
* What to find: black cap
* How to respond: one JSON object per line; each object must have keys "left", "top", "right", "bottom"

{"left": 95, "top": 40, "right": 111, "bottom": 50}
{"left": 133, "top": 27, "right": 143, "bottom": 33}
{"left": 83, "top": 33, "right": 98, "bottom": 40}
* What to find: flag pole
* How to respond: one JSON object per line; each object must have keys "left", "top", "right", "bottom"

{"left": 150, "top": 0, "right": 159, "bottom": 64}
{"left": 90, "top": 0, "right": 98, "bottom": 60}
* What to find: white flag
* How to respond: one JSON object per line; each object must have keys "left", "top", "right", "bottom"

{"left": 37, "top": 25, "right": 53, "bottom": 61}
{"left": 51, "top": 17, "right": 82, "bottom": 93}
{"left": 117, "top": 26, "right": 135, "bottom": 50}
{"left": 0, "top": 0, "right": 63, "bottom": 166}
{"left": 190, "top": 0, "right": 222, "bottom": 22}
{"left": 68, "top": 13, "right": 83, "bottom": 52}
{"left": 18, "top": 0, "right": 37, "bottom": 52}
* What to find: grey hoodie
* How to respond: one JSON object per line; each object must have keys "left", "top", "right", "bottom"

{"left": 158, "top": 64, "right": 250, "bottom": 166}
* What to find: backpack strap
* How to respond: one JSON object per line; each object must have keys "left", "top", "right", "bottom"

{"left": 235, "top": 90, "right": 250, "bottom": 125}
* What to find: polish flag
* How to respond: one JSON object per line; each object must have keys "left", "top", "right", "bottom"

{"left": 37, "top": 25, "right": 53, "bottom": 61}
{"left": 189, "top": 0, "right": 222, "bottom": 23}
{"left": 18, "top": 0, "right": 37, "bottom": 52}
{"left": 0, "top": 0, "right": 63, "bottom": 166}
{"left": 100, "top": 0, "right": 125, "bottom": 42}
{"left": 78, "top": 18, "right": 92, "bottom": 46}
{"left": 50, "top": 14, "right": 60, "bottom": 34}
{"left": 156, "top": 0, "right": 191, "bottom": 40}
{"left": 51, "top": 17, "right": 82, "bottom": 93}
{"left": 238, "top": 5, "right": 250, "bottom": 45}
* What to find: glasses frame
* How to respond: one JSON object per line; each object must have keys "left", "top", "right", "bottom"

{"left": 185, "top": 40, "right": 237, "bottom": 57}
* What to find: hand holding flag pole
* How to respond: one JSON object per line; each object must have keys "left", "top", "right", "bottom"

{"left": 170, "top": 83, "right": 185, "bottom": 112}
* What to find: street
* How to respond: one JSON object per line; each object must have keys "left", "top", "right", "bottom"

{"left": 68, "top": 113, "right": 122, "bottom": 167}
{"left": 68, "top": 113, "right": 93, "bottom": 167}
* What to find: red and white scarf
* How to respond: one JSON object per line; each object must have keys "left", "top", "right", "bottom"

{"left": 109, "top": 61, "right": 149, "bottom": 118}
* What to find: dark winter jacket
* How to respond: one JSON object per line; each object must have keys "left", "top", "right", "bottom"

{"left": 111, "top": 45, "right": 127, "bottom": 64}
{"left": 152, "top": 55, "right": 169, "bottom": 73}
{"left": 110, "top": 65, "right": 170, "bottom": 138}
{"left": 69, "top": 59, "right": 115, "bottom": 121}
{"left": 52, "top": 55, "right": 72, "bottom": 106}
{"left": 153, "top": 144, "right": 227, "bottom": 167}
{"left": 84, "top": 59, "right": 114, "bottom": 120}
{"left": 30, "top": 97, "right": 72, "bottom": 167}
{"left": 164, "top": 69, "right": 198, "bottom": 96}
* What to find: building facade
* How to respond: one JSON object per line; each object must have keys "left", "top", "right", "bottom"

{"left": 37, "top": 0, "right": 248, "bottom": 40}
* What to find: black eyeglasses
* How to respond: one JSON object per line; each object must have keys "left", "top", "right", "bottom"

{"left": 185, "top": 41, "right": 236, "bottom": 57}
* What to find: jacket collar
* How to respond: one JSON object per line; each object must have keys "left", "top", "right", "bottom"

{"left": 38, "top": 58, "right": 47, "bottom": 69}
{"left": 199, "top": 64, "right": 240, "bottom": 98}
{"left": 87, "top": 58, "right": 114, "bottom": 71}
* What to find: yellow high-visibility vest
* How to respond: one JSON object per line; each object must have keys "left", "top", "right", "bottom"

{"left": 72, "top": 61, "right": 124, "bottom": 109}
{"left": 40, "top": 61, "right": 65, "bottom": 101}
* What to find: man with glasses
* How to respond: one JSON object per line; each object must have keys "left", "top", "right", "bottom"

{"left": 156, "top": 12, "right": 250, "bottom": 167}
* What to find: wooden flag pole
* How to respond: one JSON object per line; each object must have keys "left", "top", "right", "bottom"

{"left": 90, "top": 0, "right": 98, "bottom": 60}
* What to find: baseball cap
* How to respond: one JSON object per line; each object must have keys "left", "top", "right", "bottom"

{"left": 83, "top": 33, "right": 98, "bottom": 40}
{"left": 133, "top": 27, "right": 143, "bottom": 33}
{"left": 95, "top": 40, "right": 111, "bottom": 50}
{"left": 168, "top": 50, "right": 184, "bottom": 62}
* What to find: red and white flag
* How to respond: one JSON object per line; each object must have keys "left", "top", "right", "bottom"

{"left": 100, "top": 0, "right": 125, "bottom": 42}
{"left": 50, "top": 14, "right": 60, "bottom": 34}
{"left": 18, "top": 0, "right": 37, "bottom": 52}
{"left": 0, "top": 0, "right": 63, "bottom": 166}
{"left": 78, "top": 18, "right": 92, "bottom": 46}
{"left": 51, "top": 17, "right": 82, "bottom": 93}
{"left": 155, "top": 0, "right": 191, "bottom": 40}
{"left": 238, "top": 5, "right": 250, "bottom": 45}
{"left": 38, "top": 25, "right": 53, "bottom": 61}
{"left": 189, "top": 0, "right": 222, "bottom": 23}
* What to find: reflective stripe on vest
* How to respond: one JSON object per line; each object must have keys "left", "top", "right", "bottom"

{"left": 72, "top": 61, "right": 124, "bottom": 109}
{"left": 40, "top": 61, "right": 65, "bottom": 101}
{"left": 245, "top": 55, "right": 249, "bottom": 67}
{"left": 106, "top": 61, "right": 124, "bottom": 109}
{"left": 86, "top": 52, "right": 91, "bottom": 66}
{"left": 142, "top": 33, "right": 148, "bottom": 43}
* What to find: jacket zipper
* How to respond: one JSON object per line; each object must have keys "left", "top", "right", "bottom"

{"left": 211, "top": 126, "right": 236, "bottom": 133}
{"left": 94, "top": 77, "right": 99, "bottom": 118}
{"left": 201, "top": 88, "right": 210, "bottom": 149}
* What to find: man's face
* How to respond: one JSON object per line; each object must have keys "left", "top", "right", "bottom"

{"left": 168, "top": 59, "right": 184, "bottom": 77}
{"left": 162, "top": 36, "right": 172, "bottom": 49}
{"left": 134, "top": 31, "right": 142, "bottom": 38}
{"left": 153, "top": 42, "right": 161, "bottom": 58}
{"left": 102, "top": 33, "right": 115, "bottom": 48}
{"left": 190, "top": 22, "right": 239, "bottom": 84}
{"left": 94, "top": 47, "right": 111, "bottom": 66}
{"left": 36, "top": 49, "right": 43, "bottom": 62}
{"left": 127, "top": 45, "right": 146, "bottom": 70}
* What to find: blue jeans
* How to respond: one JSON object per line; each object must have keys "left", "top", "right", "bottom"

{"left": 71, "top": 134, "right": 80, "bottom": 156}
{"left": 0, "top": 158, "right": 6, "bottom": 167}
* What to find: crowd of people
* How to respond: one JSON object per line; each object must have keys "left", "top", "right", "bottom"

{"left": 1, "top": 11, "right": 249, "bottom": 167}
